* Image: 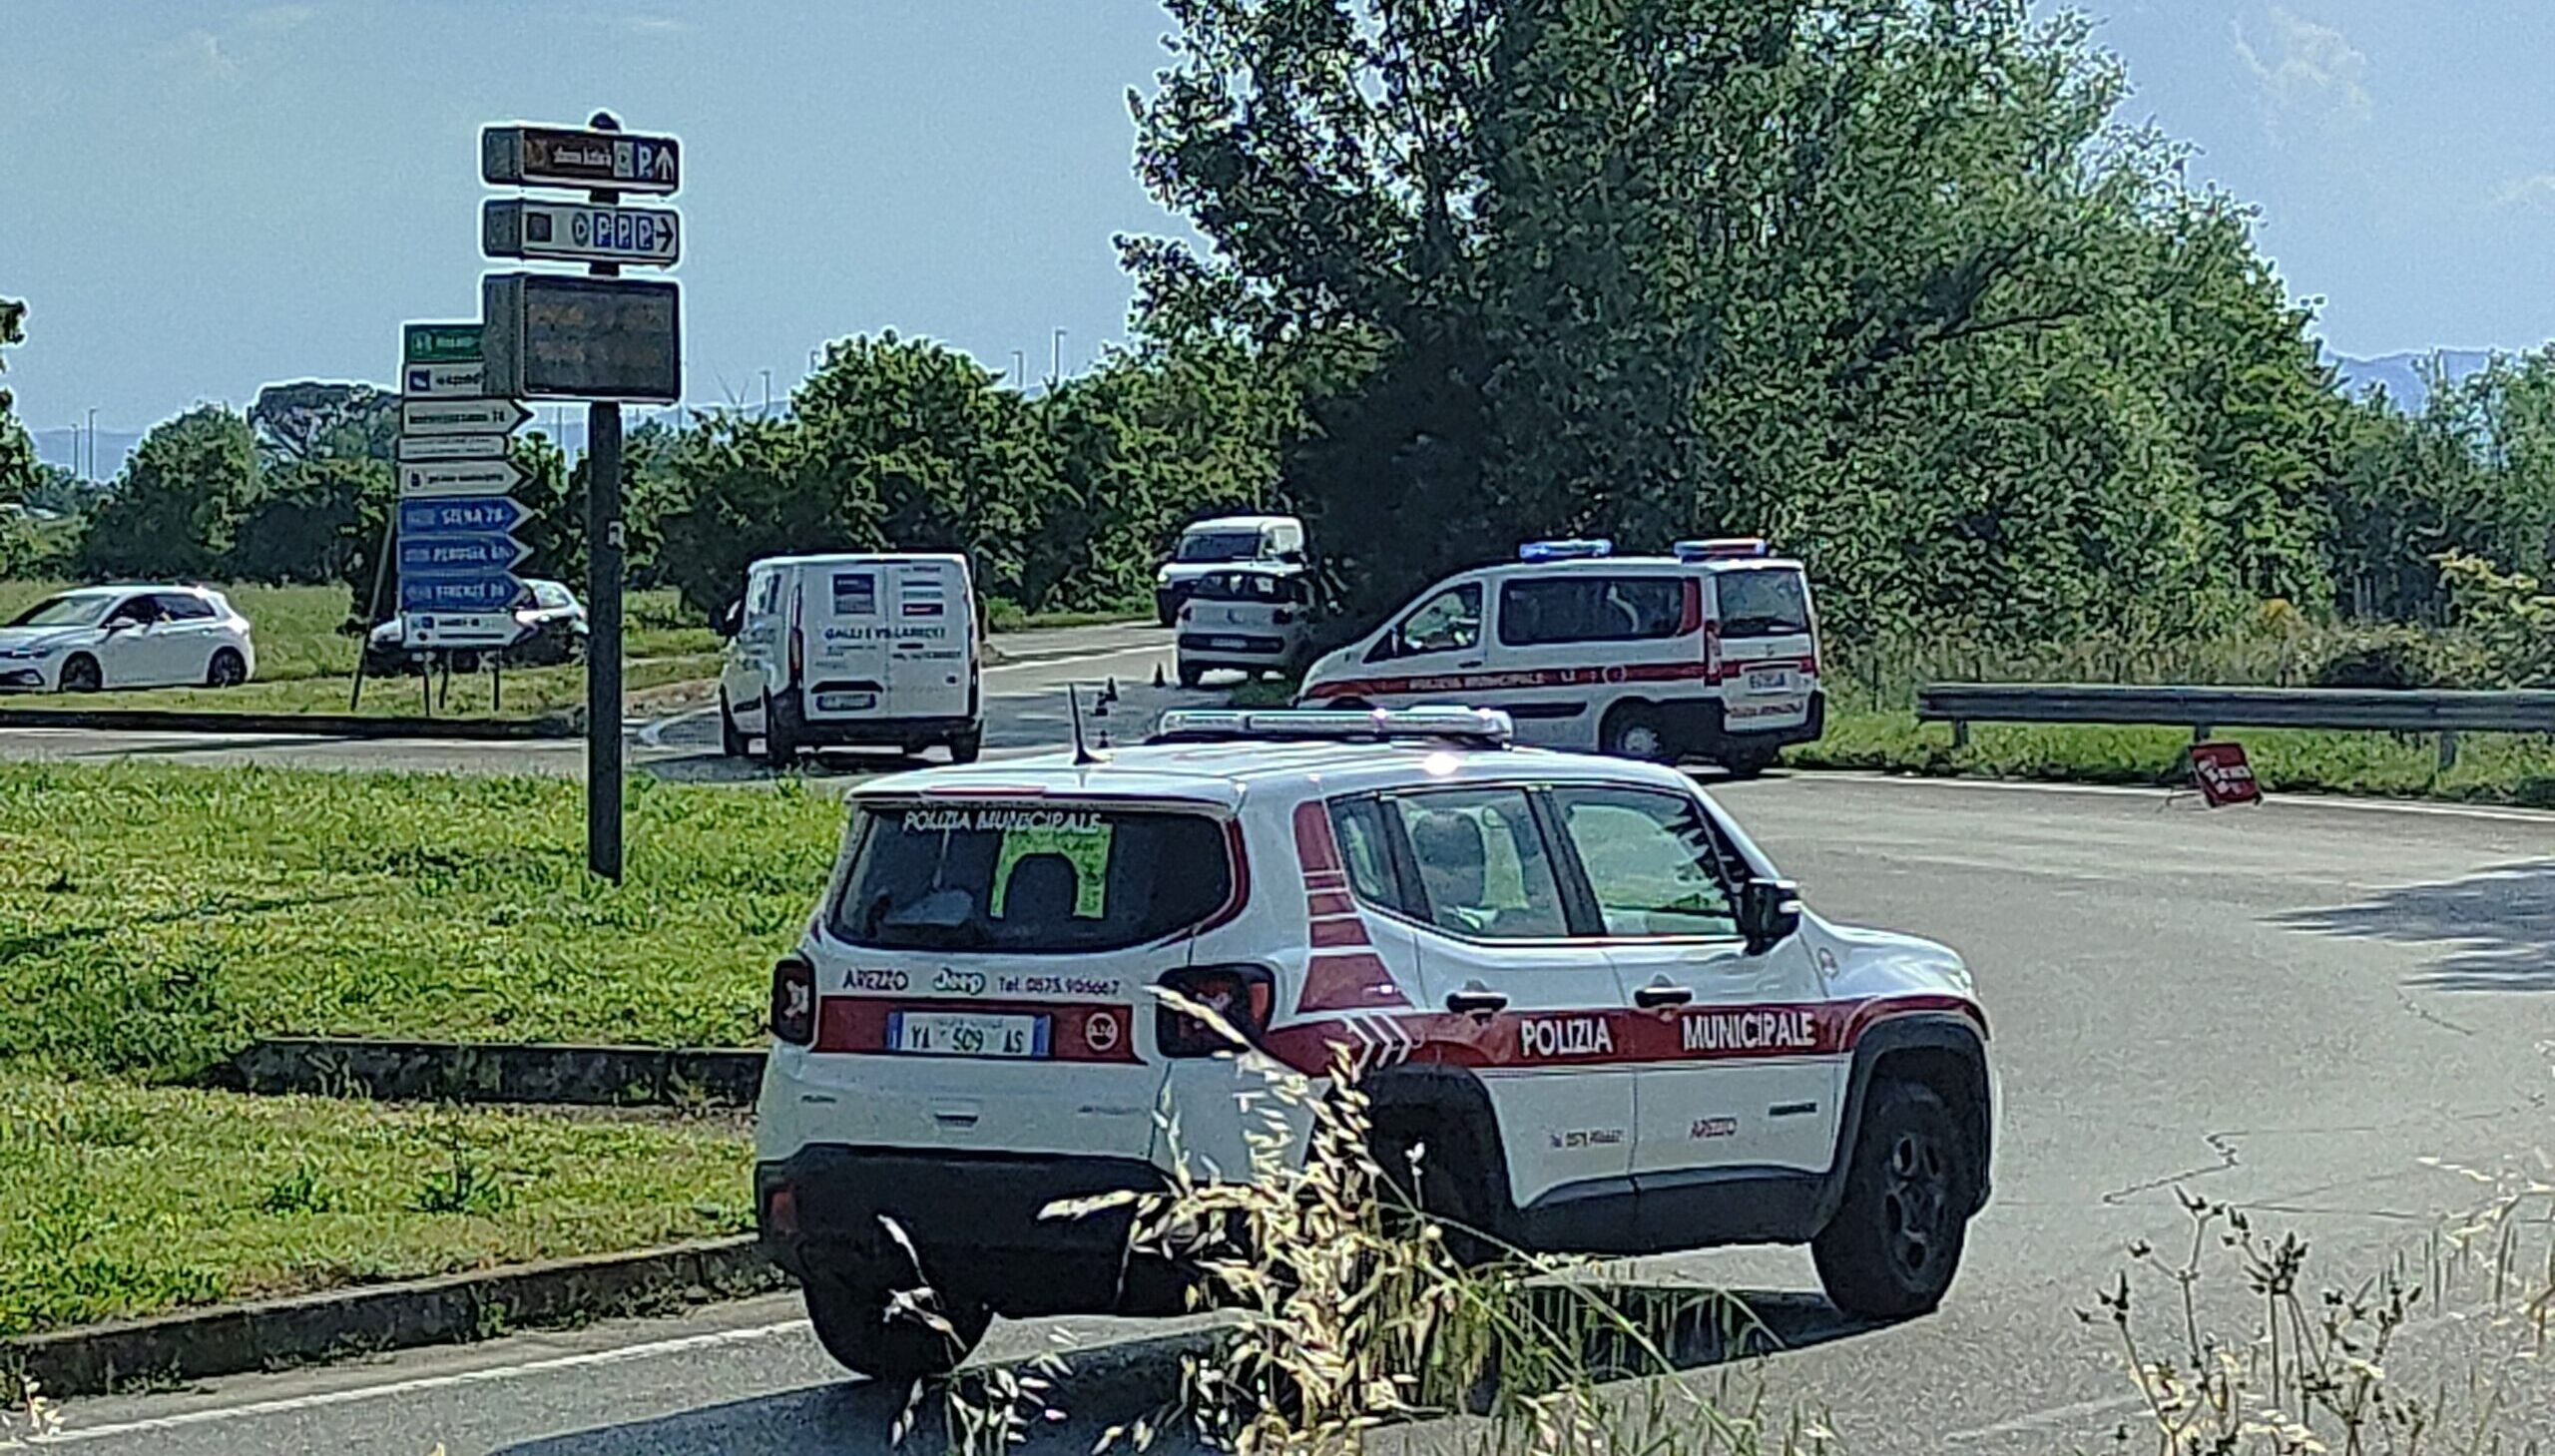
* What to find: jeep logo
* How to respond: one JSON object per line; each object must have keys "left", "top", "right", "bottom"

{"left": 933, "top": 968, "right": 988, "bottom": 996}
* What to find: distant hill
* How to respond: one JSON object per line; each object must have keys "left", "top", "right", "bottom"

{"left": 2327, "top": 349, "right": 2501, "bottom": 412}
{"left": 22, "top": 405, "right": 704, "bottom": 481}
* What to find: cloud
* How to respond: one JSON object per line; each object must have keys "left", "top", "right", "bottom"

{"left": 166, "top": 29, "right": 241, "bottom": 78}
{"left": 624, "top": 15, "right": 689, "bottom": 33}
{"left": 2493, "top": 175, "right": 2555, "bottom": 213}
{"left": 2232, "top": 6, "right": 2371, "bottom": 138}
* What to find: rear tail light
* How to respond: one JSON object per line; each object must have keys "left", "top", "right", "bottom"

{"left": 1178, "top": 604, "right": 1194, "bottom": 623}
{"left": 1703, "top": 619, "right": 1724, "bottom": 684}
{"left": 788, "top": 623, "right": 803, "bottom": 682}
{"left": 1156, "top": 964, "right": 1275, "bottom": 1058}
{"left": 769, "top": 954, "right": 816, "bottom": 1046}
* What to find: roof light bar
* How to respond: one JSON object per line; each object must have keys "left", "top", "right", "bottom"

{"left": 1518, "top": 538, "right": 1614, "bottom": 563}
{"left": 1151, "top": 706, "right": 1514, "bottom": 747}
{"left": 1673, "top": 537, "right": 1772, "bottom": 561}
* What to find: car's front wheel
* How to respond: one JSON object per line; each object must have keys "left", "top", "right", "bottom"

{"left": 1812, "top": 1081, "right": 1976, "bottom": 1320}
{"left": 1177, "top": 661, "right": 1206, "bottom": 690}
{"left": 58, "top": 654, "right": 101, "bottom": 694}
{"left": 206, "top": 648, "right": 248, "bottom": 689}
{"left": 719, "top": 694, "right": 747, "bottom": 757}
{"left": 802, "top": 1266, "right": 991, "bottom": 1385}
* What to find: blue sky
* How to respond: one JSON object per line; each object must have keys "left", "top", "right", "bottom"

{"left": 4, "top": 1, "right": 2553, "bottom": 440}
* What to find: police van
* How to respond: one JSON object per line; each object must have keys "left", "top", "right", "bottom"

{"left": 718, "top": 553, "right": 982, "bottom": 766}
{"left": 1295, "top": 539, "right": 1822, "bottom": 774}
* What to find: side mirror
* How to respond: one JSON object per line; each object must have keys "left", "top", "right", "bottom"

{"left": 1738, "top": 877, "right": 1801, "bottom": 955}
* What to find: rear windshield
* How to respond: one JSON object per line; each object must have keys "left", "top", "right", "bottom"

{"left": 1177, "top": 530, "right": 1264, "bottom": 562}
{"left": 828, "top": 804, "right": 1234, "bottom": 954}
{"left": 1714, "top": 569, "right": 1811, "bottom": 639}
{"left": 1194, "top": 571, "right": 1302, "bottom": 603}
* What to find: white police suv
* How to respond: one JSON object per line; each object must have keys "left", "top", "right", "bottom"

{"left": 755, "top": 708, "right": 1991, "bottom": 1380}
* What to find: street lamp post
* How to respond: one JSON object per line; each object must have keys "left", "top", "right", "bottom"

{"left": 84, "top": 406, "right": 96, "bottom": 482}
{"left": 1050, "top": 328, "right": 1066, "bottom": 386}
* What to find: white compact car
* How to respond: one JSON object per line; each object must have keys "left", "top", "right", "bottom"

{"left": 719, "top": 553, "right": 982, "bottom": 766}
{"left": 0, "top": 585, "right": 256, "bottom": 694}
{"left": 754, "top": 707, "right": 1992, "bottom": 1381}
{"left": 1173, "top": 566, "right": 1316, "bottom": 687}
{"left": 1297, "top": 538, "right": 1824, "bottom": 775}
{"left": 1155, "top": 514, "right": 1306, "bottom": 624}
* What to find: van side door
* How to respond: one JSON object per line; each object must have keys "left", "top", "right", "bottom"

{"left": 1486, "top": 573, "right": 1692, "bottom": 750}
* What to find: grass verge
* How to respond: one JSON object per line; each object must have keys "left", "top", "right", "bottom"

{"left": 0, "top": 762, "right": 841, "bottom": 1080}
{"left": 1792, "top": 709, "right": 2555, "bottom": 807}
{"left": 0, "top": 1072, "right": 751, "bottom": 1339}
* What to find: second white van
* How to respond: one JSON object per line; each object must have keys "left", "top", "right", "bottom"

{"left": 719, "top": 554, "right": 982, "bottom": 766}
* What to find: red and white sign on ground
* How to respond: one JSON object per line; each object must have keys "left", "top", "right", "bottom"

{"left": 2188, "top": 741, "right": 2263, "bottom": 807}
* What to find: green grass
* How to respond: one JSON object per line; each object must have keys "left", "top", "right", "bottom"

{"left": 84, "top": 652, "right": 725, "bottom": 718}
{"left": 1792, "top": 709, "right": 2555, "bottom": 806}
{"left": 0, "top": 1072, "right": 751, "bottom": 1338}
{"left": 0, "top": 763, "right": 844, "bottom": 1081}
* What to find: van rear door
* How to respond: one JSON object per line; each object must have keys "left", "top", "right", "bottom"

{"left": 799, "top": 564, "right": 894, "bottom": 721}
{"left": 883, "top": 560, "right": 972, "bottom": 721}
{"left": 1709, "top": 566, "right": 1818, "bottom": 733}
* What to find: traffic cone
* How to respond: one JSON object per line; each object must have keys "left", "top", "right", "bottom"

{"left": 1105, "top": 676, "right": 1120, "bottom": 703}
{"left": 1152, "top": 664, "right": 1166, "bottom": 688}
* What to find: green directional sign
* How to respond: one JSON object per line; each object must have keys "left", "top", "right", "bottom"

{"left": 403, "top": 322, "right": 484, "bottom": 365}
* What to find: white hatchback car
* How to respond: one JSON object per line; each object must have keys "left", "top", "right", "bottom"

{"left": 1174, "top": 566, "right": 1316, "bottom": 687}
{"left": 0, "top": 585, "right": 256, "bottom": 694}
{"left": 755, "top": 708, "right": 1992, "bottom": 1381}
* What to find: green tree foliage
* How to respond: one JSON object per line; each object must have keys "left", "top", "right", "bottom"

{"left": 1127, "top": 0, "right": 2352, "bottom": 640}
{"left": 74, "top": 406, "right": 259, "bottom": 581}
{"left": 227, "top": 456, "right": 385, "bottom": 585}
{"left": 248, "top": 381, "right": 397, "bottom": 466}
{"left": 0, "top": 297, "right": 36, "bottom": 510}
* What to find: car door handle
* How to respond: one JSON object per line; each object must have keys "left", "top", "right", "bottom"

{"left": 1633, "top": 983, "right": 1695, "bottom": 1009}
{"left": 1444, "top": 986, "right": 1509, "bottom": 1015}
{"left": 1454, "top": 658, "right": 1485, "bottom": 669}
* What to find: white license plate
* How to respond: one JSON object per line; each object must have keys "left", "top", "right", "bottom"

{"left": 815, "top": 692, "right": 876, "bottom": 712}
{"left": 1210, "top": 636, "right": 1251, "bottom": 651}
{"left": 886, "top": 1010, "right": 1050, "bottom": 1059}
{"left": 1743, "top": 668, "right": 1797, "bottom": 695}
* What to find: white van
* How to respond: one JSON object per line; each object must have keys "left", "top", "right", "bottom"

{"left": 1154, "top": 514, "right": 1306, "bottom": 624}
{"left": 719, "top": 554, "right": 982, "bottom": 766}
{"left": 1294, "top": 538, "right": 1823, "bottom": 775}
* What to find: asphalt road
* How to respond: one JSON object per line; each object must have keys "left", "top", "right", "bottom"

{"left": 40, "top": 773, "right": 2555, "bottom": 1453}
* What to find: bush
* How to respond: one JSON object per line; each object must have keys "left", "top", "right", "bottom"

{"left": 2305, "top": 632, "right": 2439, "bottom": 690}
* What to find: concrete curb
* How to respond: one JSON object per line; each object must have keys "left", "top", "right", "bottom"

{"left": 2, "top": 1236, "right": 782, "bottom": 1400}
{"left": 222, "top": 1038, "right": 766, "bottom": 1107}
{"left": 0, "top": 706, "right": 580, "bottom": 740}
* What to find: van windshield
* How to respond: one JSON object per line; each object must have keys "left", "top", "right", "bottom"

{"left": 1715, "top": 569, "right": 1811, "bottom": 639}
{"left": 829, "top": 803, "right": 1234, "bottom": 954}
{"left": 1176, "top": 530, "right": 1264, "bottom": 563}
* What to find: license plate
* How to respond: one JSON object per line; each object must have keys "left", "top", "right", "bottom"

{"left": 815, "top": 692, "right": 876, "bottom": 712}
{"left": 886, "top": 1010, "right": 1050, "bottom": 1059}
{"left": 1743, "top": 668, "right": 1797, "bottom": 695}
{"left": 1210, "top": 636, "right": 1251, "bottom": 651}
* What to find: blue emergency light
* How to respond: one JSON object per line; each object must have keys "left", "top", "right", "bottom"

{"left": 1673, "top": 538, "right": 1772, "bottom": 562}
{"left": 1518, "top": 538, "right": 1615, "bottom": 563}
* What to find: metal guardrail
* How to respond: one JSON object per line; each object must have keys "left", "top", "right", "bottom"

{"left": 1916, "top": 684, "right": 2555, "bottom": 769}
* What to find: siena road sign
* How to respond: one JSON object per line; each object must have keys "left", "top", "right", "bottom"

{"left": 395, "top": 433, "right": 508, "bottom": 464}
{"left": 399, "top": 495, "right": 527, "bottom": 535}
{"left": 401, "top": 397, "right": 533, "bottom": 436}
{"left": 401, "top": 458, "right": 527, "bottom": 498}
{"left": 482, "top": 125, "right": 680, "bottom": 195}
{"left": 483, "top": 199, "right": 680, "bottom": 266}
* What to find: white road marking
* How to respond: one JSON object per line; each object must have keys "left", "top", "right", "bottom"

{"left": 1942, "top": 1391, "right": 2147, "bottom": 1443}
{"left": 50, "top": 1319, "right": 813, "bottom": 1443}
{"left": 1777, "top": 769, "right": 2555, "bottom": 826}
{"left": 984, "top": 643, "right": 1170, "bottom": 677}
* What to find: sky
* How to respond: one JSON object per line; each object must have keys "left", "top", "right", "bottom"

{"left": 4, "top": 0, "right": 2554, "bottom": 444}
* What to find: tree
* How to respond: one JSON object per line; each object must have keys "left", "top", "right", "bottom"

{"left": 248, "top": 381, "right": 396, "bottom": 466}
{"left": 74, "top": 406, "right": 259, "bottom": 580}
{"left": 0, "top": 297, "right": 35, "bottom": 509}
{"left": 228, "top": 456, "right": 384, "bottom": 585}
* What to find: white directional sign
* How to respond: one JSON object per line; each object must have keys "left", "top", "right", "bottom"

{"left": 483, "top": 199, "right": 680, "bottom": 266}
{"left": 401, "top": 458, "right": 527, "bottom": 499}
{"left": 402, "top": 361, "right": 486, "bottom": 398}
{"left": 395, "top": 433, "right": 510, "bottom": 464}
{"left": 401, "top": 396, "right": 533, "bottom": 437}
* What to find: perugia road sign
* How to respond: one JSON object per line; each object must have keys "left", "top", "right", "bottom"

{"left": 400, "top": 534, "right": 531, "bottom": 577}
{"left": 399, "top": 495, "right": 526, "bottom": 535}
{"left": 401, "top": 397, "right": 532, "bottom": 437}
{"left": 401, "top": 458, "right": 527, "bottom": 498}
{"left": 403, "top": 362, "right": 486, "bottom": 398}
{"left": 404, "top": 322, "right": 483, "bottom": 364}
{"left": 396, "top": 433, "right": 508, "bottom": 464}
{"left": 401, "top": 576, "right": 527, "bottom": 614}
{"left": 483, "top": 124, "right": 680, "bottom": 195}
{"left": 483, "top": 199, "right": 680, "bottom": 266}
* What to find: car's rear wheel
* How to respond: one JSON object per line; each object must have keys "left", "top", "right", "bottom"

{"left": 1719, "top": 743, "right": 1779, "bottom": 779}
{"left": 801, "top": 1266, "right": 991, "bottom": 1385}
{"left": 205, "top": 648, "right": 248, "bottom": 689}
{"left": 762, "top": 694, "right": 798, "bottom": 768}
{"left": 1177, "top": 661, "right": 1206, "bottom": 690}
{"left": 449, "top": 649, "right": 482, "bottom": 676}
{"left": 948, "top": 727, "right": 983, "bottom": 764}
{"left": 58, "top": 655, "right": 101, "bottom": 694}
{"left": 719, "top": 694, "right": 747, "bottom": 757}
{"left": 1600, "top": 704, "right": 1673, "bottom": 763}
{"left": 1812, "top": 1081, "right": 1975, "bottom": 1320}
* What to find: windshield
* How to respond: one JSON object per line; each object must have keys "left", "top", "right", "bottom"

{"left": 5, "top": 594, "right": 114, "bottom": 629}
{"left": 1715, "top": 569, "right": 1811, "bottom": 639}
{"left": 1176, "top": 530, "right": 1265, "bottom": 563}
{"left": 828, "top": 803, "right": 1234, "bottom": 954}
{"left": 1194, "top": 571, "right": 1297, "bottom": 603}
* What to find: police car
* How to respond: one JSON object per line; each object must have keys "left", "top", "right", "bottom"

{"left": 754, "top": 708, "right": 1991, "bottom": 1381}
{"left": 1296, "top": 539, "right": 1823, "bottom": 775}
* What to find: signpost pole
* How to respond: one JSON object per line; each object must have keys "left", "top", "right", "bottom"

{"left": 585, "top": 112, "right": 627, "bottom": 883}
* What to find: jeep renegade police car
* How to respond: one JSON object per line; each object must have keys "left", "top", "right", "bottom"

{"left": 1296, "top": 538, "right": 1823, "bottom": 774}
{"left": 755, "top": 708, "right": 1990, "bottom": 1381}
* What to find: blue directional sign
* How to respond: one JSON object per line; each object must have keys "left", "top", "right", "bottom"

{"left": 400, "top": 534, "right": 530, "bottom": 577}
{"left": 399, "top": 496, "right": 527, "bottom": 536}
{"left": 401, "top": 576, "right": 527, "bottom": 613}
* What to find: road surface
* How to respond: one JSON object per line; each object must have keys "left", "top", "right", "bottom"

{"left": 40, "top": 772, "right": 2555, "bottom": 1453}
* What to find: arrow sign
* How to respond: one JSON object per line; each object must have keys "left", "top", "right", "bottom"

{"left": 401, "top": 458, "right": 526, "bottom": 498}
{"left": 401, "top": 576, "right": 527, "bottom": 614}
{"left": 483, "top": 199, "right": 680, "bottom": 266}
{"left": 399, "top": 495, "right": 527, "bottom": 535}
{"left": 402, "top": 397, "right": 532, "bottom": 437}
{"left": 399, "top": 534, "right": 530, "bottom": 577}
{"left": 483, "top": 124, "right": 681, "bottom": 195}
{"left": 403, "top": 361, "right": 486, "bottom": 398}
{"left": 396, "top": 434, "right": 509, "bottom": 464}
